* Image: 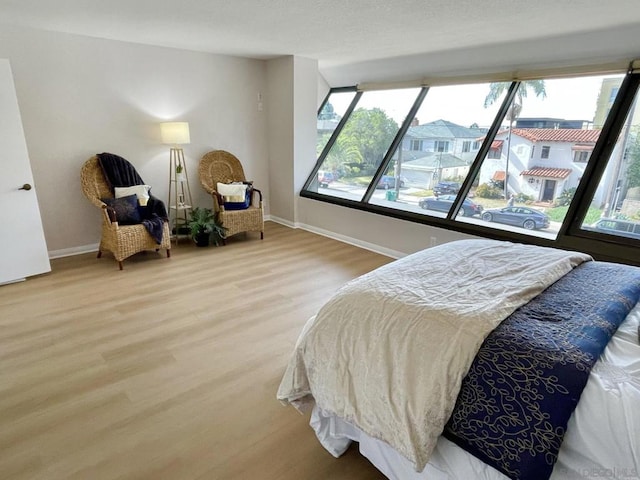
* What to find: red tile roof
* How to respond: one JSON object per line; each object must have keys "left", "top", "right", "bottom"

{"left": 508, "top": 128, "right": 601, "bottom": 143}
{"left": 520, "top": 167, "right": 572, "bottom": 179}
{"left": 490, "top": 140, "right": 503, "bottom": 149}
{"left": 492, "top": 170, "right": 506, "bottom": 181}
{"left": 571, "top": 144, "right": 594, "bottom": 151}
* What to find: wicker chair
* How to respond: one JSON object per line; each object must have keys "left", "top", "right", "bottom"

{"left": 198, "top": 150, "right": 264, "bottom": 241}
{"left": 80, "top": 155, "right": 171, "bottom": 270}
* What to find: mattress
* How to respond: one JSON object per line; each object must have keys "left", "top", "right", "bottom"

{"left": 310, "top": 301, "right": 640, "bottom": 480}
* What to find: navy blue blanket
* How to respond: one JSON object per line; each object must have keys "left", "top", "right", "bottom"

{"left": 97, "top": 152, "right": 168, "bottom": 244}
{"left": 444, "top": 261, "right": 640, "bottom": 480}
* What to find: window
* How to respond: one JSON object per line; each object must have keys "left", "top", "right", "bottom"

{"left": 364, "top": 82, "right": 506, "bottom": 216}
{"left": 317, "top": 90, "right": 357, "bottom": 157}
{"left": 410, "top": 139, "right": 423, "bottom": 151}
{"left": 487, "top": 143, "right": 502, "bottom": 159}
{"left": 541, "top": 146, "right": 550, "bottom": 159}
{"left": 303, "top": 69, "right": 639, "bottom": 264}
{"left": 609, "top": 87, "right": 619, "bottom": 102}
{"left": 573, "top": 151, "right": 590, "bottom": 163}
{"left": 435, "top": 141, "right": 450, "bottom": 152}
{"left": 308, "top": 88, "right": 420, "bottom": 201}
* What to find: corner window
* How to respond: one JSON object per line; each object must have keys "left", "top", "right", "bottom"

{"left": 304, "top": 68, "right": 639, "bottom": 262}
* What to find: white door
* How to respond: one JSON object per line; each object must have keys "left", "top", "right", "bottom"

{"left": 0, "top": 59, "right": 50, "bottom": 284}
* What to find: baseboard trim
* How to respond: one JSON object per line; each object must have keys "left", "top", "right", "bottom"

{"left": 50, "top": 219, "right": 404, "bottom": 261}
{"left": 267, "top": 217, "right": 404, "bottom": 259}
{"left": 49, "top": 243, "right": 99, "bottom": 260}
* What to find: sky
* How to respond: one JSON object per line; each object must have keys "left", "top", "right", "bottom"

{"left": 328, "top": 73, "right": 624, "bottom": 130}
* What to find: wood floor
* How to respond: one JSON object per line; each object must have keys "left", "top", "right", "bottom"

{"left": 0, "top": 221, "right": 392, "bottom": 480}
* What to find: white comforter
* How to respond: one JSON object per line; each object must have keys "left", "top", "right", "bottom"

{"left": 277, "top": 239, "right": 591, "bottom": 471}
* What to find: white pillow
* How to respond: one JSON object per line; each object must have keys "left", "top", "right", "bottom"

{"left": 217, "top": 182, "right": 247, "bottom": 202}
{"left": 115, "top": 185, "right": 151, "bottom": 206}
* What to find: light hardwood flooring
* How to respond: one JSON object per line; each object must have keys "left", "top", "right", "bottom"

{"left": 0, "top": 221, "right": 392, "bottom": 480}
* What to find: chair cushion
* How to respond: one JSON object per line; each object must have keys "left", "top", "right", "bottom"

{"left": 115, "top": 185, "right": 151, "bottom": 206}
{"left": 102, "top": 194, "right": 142, "bottom": 224}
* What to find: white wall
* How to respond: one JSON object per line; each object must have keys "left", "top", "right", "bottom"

{"left": 292, "top": 57, "right": 319, "bottom": 223}
{"left": 0, "top": 24, "right": 484, "bottom": 260}
{"left": 0, "top": 25, "right": 269, "bottom": 255}
{"left": 266, "top": 57, "right": 295, "bottom": 223}
{"left": 296, "top": 198, "right": 474, "bottom": 257}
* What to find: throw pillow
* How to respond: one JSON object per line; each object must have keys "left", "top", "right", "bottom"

{"left": 115, "top": 185, "right": 151, "bottom": 206}
{"left": 217, "top": 182, "right": 247, "bottom": 202}
{"left": 217, "top": 182, "right": 250, "bottom": 210}
{"left": 102, "top": 194, "right": 142, "bottom": 225}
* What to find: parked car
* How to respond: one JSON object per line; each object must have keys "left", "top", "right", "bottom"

{"left": 590, "top": 218, "right": 640, "bottom": 240}
{"left": 318, "top": 171, "right": 336, "bottom": 188}
{"left": 481, "top": 206, "right": 550, "bottom": 230}
{"left": 377, "top": 175, "right": 406, "bottom": 189}
{"left": 433, "top": 181, "right": 461, "bottom": 196}
{"left": 418, "top": 195, "right": 483, "bottom": 217}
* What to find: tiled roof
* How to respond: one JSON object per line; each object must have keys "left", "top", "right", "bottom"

{"left": 490, "top": 140, "right": 503, "bottom": 149}
{"left": 572, "top": 144, "right": 594, "bottom": 151}
{"left": 520, "top": 167, "right": 572, "bottom": 179}
{"left": 507, "top": 128, "right": 601, "bottom": 143}
{"left": 408, "top": 119, "right": 488, "bottom": 139}
{"left": 492, "top": 170, "right": 506, "bottom": 181}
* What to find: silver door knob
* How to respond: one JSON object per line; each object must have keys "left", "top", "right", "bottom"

{"left": 19, "top": 183, "right": 32, "bottom": 191}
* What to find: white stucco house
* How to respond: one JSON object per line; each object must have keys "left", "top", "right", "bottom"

{"left": 479, "top": 128, "right": 602, "bottom": 202}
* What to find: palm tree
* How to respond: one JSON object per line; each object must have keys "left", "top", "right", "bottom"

{"left": 485, "top": 81, "right": 547, "bottom": 199}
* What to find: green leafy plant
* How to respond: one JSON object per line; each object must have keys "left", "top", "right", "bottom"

{"left": 187, "top": 207, "right": 227, "bottom": 246}
{"left": 475, "top": 183, "right": 503, "bottom": 199}
{"left": 554, "top": 187, "right": 576, "bottom": 207}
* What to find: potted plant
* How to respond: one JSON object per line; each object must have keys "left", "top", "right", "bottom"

{"left": 188, "top": 207, "right": 227, "bottom": 247}
{"left": 176, "top": 163, "right": 186, "bottom": 183}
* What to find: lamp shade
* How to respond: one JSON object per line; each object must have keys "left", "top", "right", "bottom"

{"left": 160, "top": 122, "right": 190, "bottom": 145}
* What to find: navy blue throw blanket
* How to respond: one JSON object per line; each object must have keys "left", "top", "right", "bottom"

{"left": 444, "top": 261, "right": 640, "bottom": 480}
{"left": 97, "top": 152, "right": 167, "bottom": 244}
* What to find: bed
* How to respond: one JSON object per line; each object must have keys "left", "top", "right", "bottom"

{"left": 277, "top": 239, "right": 640, "bottom": 480}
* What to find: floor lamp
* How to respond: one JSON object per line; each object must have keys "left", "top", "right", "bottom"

{"left": 160, "top": 121, "right": 193, "bottom": 243}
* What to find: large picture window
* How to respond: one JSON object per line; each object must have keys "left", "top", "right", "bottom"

{"left": 303, "top": 64, "right": 640, "bottom": 265}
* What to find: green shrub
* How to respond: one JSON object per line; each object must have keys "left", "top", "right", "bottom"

{"left": 515, "top": 193, "right": 534, "bottom": 204}
{"left": 554, "top": 187, "right": 576, "bottom": 207}
{"left": 476, "top": 183, "right": 503, "bottom": 199}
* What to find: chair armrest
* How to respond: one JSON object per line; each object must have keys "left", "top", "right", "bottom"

{"left": 251, "top": 188, "right": 263, "bottom": 207}
{"left": 211, "top": 191, "right": 225, "bottom": 212}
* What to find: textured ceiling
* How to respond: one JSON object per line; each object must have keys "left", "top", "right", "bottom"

{"left": 1, "top": 0, "right": 640, "bottom": 85}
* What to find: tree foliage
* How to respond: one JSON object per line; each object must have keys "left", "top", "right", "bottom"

{"left": 484, "top": 80, "right": 548, "bottom": 109}
{"left": 337, "top": 108, "right": 398, "bottom": 169}
{"left": 627, "top": 130, "right": 640, "bottom": 188}
{"left": 317, "top": 107, "right": 398, "bottom": 175}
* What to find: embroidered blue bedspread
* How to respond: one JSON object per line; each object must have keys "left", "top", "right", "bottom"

{"left": 443, "top": 261, "right": 640, "bottom": 480}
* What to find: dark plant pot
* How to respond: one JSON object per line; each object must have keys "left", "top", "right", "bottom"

{"left": 194, "top": 232, "right": 210, "bottom": 247}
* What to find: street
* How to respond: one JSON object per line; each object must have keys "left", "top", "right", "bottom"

{"left": 317, "top": 181, "right": 561, "bottom": 239}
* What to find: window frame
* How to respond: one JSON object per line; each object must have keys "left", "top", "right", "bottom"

{"left": 541, "top": 145, "right": 551, "bottom": 159}
{"left": 302, "top": 68, "right": 640, "bottom": 267}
